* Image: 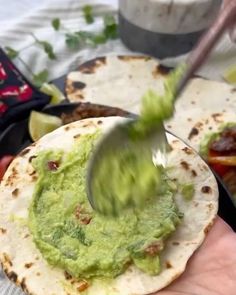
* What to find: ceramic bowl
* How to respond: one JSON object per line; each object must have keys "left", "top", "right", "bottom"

{"left": 119, "top": 0, "right": 222, "bottom": 58}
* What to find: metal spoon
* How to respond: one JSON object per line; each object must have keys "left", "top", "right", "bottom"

{"left": 87, "top": 0, "right": 236, "bottom": 210}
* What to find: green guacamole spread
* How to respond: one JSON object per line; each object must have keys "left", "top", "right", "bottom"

{"left": 29, "top": 133, "right": 181, "bottom": 279}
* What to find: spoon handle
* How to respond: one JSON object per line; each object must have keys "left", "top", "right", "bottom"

{"left": 177, "top": 0, "right": 236, "bottom": 96}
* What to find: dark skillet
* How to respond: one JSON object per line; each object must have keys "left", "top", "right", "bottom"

{"left": 0, "top": 102, "right": 235, "bottom": 231}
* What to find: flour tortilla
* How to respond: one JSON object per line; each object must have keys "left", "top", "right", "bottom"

{"left": 0, "top": 117, "right": 218, "bottom": 295}
{"left": 66, "top": 56, "right": 168, "bottom": 114}
{"left": 65, "top": 55, "right": 236, "bottom": 148}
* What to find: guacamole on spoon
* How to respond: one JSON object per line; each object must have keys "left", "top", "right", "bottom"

{"left": 90, "top": 65, "right": 185, "bottom": 216}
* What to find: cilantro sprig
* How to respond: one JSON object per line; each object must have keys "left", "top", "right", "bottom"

{"left": 4, "top": 6, "right": 119, "bottom": 88}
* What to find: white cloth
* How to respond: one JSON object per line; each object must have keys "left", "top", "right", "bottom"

{"left": 0, "top": 1, "right": 235, "bottom": 294}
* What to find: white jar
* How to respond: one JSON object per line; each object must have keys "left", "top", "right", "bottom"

{"left": 119, "top": 0, "right": 222, "bottom": 58}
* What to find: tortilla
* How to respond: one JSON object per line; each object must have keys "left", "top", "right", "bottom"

{"left": 0, "top": 117, "right": 218, "bottom": 295}
{"left": 65, "top": 55, "right": 236, "bottom": 146}
{"left": 168, "top": 111, "right": 236, "bottom": 153}
{"left": 66, "top": 56, "right": 236, "bottom": 110}
{"left": 65, "top": 56, "right": 169, "bottom": 114}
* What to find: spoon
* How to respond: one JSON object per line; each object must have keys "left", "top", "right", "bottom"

{"left": 87, "top": 0, "right": 236, "bottom": 211}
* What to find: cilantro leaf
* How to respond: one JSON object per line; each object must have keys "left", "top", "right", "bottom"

{"left": 38, "top": 41, "right": 56, "bottom": 60}
{"left": 32, "top": 69, "right": 49, "bottom": 88}
{"left": 103, "top": 15, "right": 118, "bottom": 39}
{"left": 82, "top": 5, "right": 94, "bottom": 24}
{"left": 5, "top": 46, "right": 19, "bottom": 59}
{"left": 65, "top": 33, "right": 82, "bottom": 49}
{"left": 65, "top": 30, "right": 108, "bottom": 50}
{"left": 91, "top": 33, "right": 107, "bottom": 44}
{"left": 52, "top": 18, "right": 60, "bottom": 31}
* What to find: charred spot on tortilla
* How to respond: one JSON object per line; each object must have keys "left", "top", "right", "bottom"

{"left": 152, "top": 64, "right": 170, "bottom": 78}
{"left": 195, "top": 122, "right": 203, "bottom": 129}
{"left": 188, "top": 127, "right": 199, "bottom": 140}
{"left": 117, "top": 55, "right": 151, "bottom": 62}
{"left": 0, "top": 228, "right": 6, "bottom": 234}
{"left": 167, "top": 125, "right": 172, "bottom": 129}
{"left": 212, "top": 113, "right": 223, "bottom": 123}
{"left": 2, "top": 253, "right": 12, "bottom": 267}
{"left": 20, "top": 278, "right": 27, "bottom": 292}
{"left": 78, "top": 57, "right": 107, "bottom": 74}
{"left": 72, "top": 81, "right": 86, "bottom": 89}
{"left": 29, "top": 155, "right": 37, "bottom": 163}
{"left": 12, "top": 188, "right": 19, "bottom": 198}
{"left": 19, "top": 148, "right": 31, "bottom": 157}
{"left": 165, "top": 261, "right": 172, "bottom": 269}
{"left": 191, "top": 101, "right": 196, "bottom": 105}
{"left": 64, "top": 271, "right": 73, "bottom": 280}
{"left": 187, "top": 118, "right": 192, "bottom": 122}
{"left": 180, "top": 161, "right": 189, "bottom": 170}
{"left": 156, "top": 64, "right": 172, "bottom": 76}
{"left": 73, "top": 134, "right": 81, "bottom": 139}
{"left": 6, "top": 167, "right": 18, "bottom": 186}
{"left": 29, "top": 170, "right": 36, "bottom": 176}
{"left": 8, "top": 271, "right": 18, "bottom": 283}
{"left": 231, "top": 88, "right": 236, "bottom": 93}
{"left": 191, "top": 170, "right": 197, "bottom": 177}
{"left": 172, "top": 241, "right": 180, "bottom": 246}
{"left": 64, "top": 126, "right": 70, "bottom": 131}
{"left": 201, "top": 186, "right": 212, "bottom": 194}
{"left": 77, "top": 280, "right": 89, "bottom": 292}
{"left": 24, "top": 234, "right": 29, "bottom": 239}
{"left": 24, "top": 262, "right": 33, "bottom": 269}
{"left": 97, "top": 120, "right": 103, "bottom": 125}
{"left": 182, "top": 147, "right": 193, "bottom": 155}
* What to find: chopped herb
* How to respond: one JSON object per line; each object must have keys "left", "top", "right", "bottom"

{"left": 103, "top": 15, "right": 118, "bottom": 39}
{"left": 52, "top": 18, "right": 61, "bottom": 31}
{"left": 82, "top": 5, "right": 94, "bottom": 24}
{"left": 32, "top": 69, "right": 49, "bottom": 88}
{"left": 5, "top": 46, "right": 19, "bottom": 59}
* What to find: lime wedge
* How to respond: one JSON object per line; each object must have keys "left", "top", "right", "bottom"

{"left": 29, "top": 111, "right": 62, "bottom": 142}
{"left": 40, "top": 83, "right": 65, "bottom": 104}
{"left": 223, "top": 66, "right": 236, "bottom": 85}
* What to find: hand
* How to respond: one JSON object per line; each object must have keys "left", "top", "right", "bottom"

{"left": 156, "top": 217, "right": 236, "bottom": 295}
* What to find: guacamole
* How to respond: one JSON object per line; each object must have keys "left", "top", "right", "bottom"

{"left": 92, "top": 147, "right": 163, "bottom": 216}
{"left": 92, "top": 65, "right": 186, "bottom": 216}
{"left": 29, "top": 133, "right": 181, "bottom": 279}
